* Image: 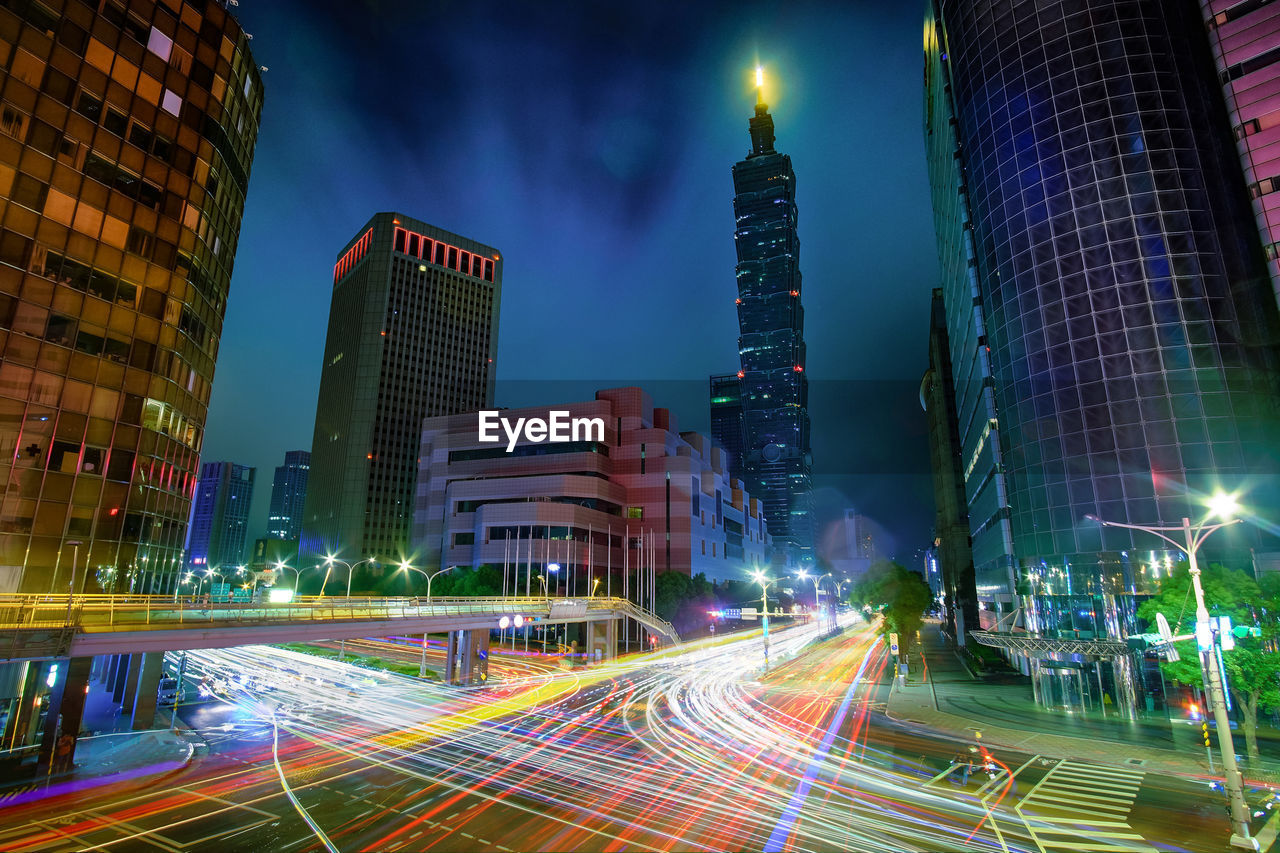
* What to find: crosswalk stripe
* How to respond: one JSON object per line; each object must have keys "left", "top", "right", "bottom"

{"left": 1028, "top": 804, "right": 1136, "bottom": 821}
{"left": 1029, "top": 818, "right": 1137, "bottom": 829}
{"left": 1029, "top": 797, "right": 1134, "bottom": 814}
{"left": 1031, "top": 787, "right": 1136, "bottom": 808}
{"left": 1034, "top": 840, "right": 1157, "bottom": 845}
{"left": 1034, "top": 827, "right": 1147, "bottom": 840}
{"left": 1057, "top": 764, "right": 1143, "bottom": 781}
{"left": 1029, "top": 799, "right": 1141, "bottom": 814}
{"left": 1051, "top": 771, "right": 1142, "bottom": 790}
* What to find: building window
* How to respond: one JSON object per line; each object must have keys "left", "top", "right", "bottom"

{"left": 627, "top": 507, "right": 643, "bottom": 519}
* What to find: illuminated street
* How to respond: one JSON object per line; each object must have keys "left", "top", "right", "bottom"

{"left": 0, "top": 619, "right": 1235, "bottom": 852}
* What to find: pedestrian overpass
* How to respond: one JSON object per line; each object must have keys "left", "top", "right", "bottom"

{"left": 0, "top": 593, "right": 678, "bottom": 776}
{"left": 0, "top": 593, "right": 679, "bottom": 661}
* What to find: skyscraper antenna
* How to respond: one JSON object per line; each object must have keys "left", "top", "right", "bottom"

{"left": 755, "top": 66, "right": 764, "bottom": 104}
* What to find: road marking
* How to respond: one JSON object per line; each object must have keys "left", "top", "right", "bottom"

{"left": 1013, "top": 760, "right": 1155, "bottom": 853}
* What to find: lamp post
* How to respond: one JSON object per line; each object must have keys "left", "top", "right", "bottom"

{"left": 397, "top": 562, "right": 455, "bottom": 677}
{"left": 751, "top": 569, "right": 776, "bottom": 671}
{"left": 1086, "top": 493, "right": 1255, "bottom": 850}
{"left": 63, "top": 541, "right": 81, "bottom": 623}
{"left": 324, "top": 556, "right": 374, "bottom": 661}
{"left": 591, "top": 578, "right": 602, "bottom": 597}
{"left": 547, "top": 562, "right": 561, "bottom": 598}
{"left": 321, "top": 555, "right": 378, "bottom": 597}
{"left": 272, "top": 560, "right": 299, "bottom": 592}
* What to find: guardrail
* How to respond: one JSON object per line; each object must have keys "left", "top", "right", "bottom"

{"left": 0, "top": 593, "right": 680, "bottom": 645}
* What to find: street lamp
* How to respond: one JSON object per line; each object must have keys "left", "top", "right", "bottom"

{"left": 321, "top": 555, "right": 377, "bottom": 597}
{"left": 547, "top": 562, "right": 561, "bottom": 598}
{"left": 751, "top": 569, "right": 777, "bottom": 671}
{"left": 273, "top": 560, "right": 299, "bottom": 591}
{"left": 397, "top": 562, "right": 456, "bottom": 677}
{"left": 591, "top": 578, "right": 602, "bottom": 598}
{"left": 1085, "top": 493, "right": 1254, "bottom": 850}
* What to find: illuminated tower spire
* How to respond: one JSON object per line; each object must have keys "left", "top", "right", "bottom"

{"left": 748, "top": 65, "right": 776, "bottom": 158}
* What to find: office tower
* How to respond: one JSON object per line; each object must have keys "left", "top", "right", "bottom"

{"left": 925, "top": 0, "right": 1280, "bottom": 709}
{"left": 266, "top": 449, "right": 308, "bottom": 540}
{"left": 921, "top": 288, "right": 978, "bottom": 643}
{"left": 708, "top": 373, "right": 746, "bottom": 481}
{"left": 1201, "top": 1, "right": 1280, "bottom": 310}
{"left": 414, "top": 387, "right": 769, "bottom": 587}
{"left": 724, "top": 69, "right": 814, "bottom": 567}
{"left": 184, "top": 461, "right": 254, "bottom": 572}
{"left": 300, "top": 213, "right": 502, "bottom": 569}
{"left": 0, "top": 1, "right": 262, "bottom": 593}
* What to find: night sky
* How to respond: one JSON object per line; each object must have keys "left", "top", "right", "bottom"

{"left": 204, "top": 1, "right": 941, "bottom": 564}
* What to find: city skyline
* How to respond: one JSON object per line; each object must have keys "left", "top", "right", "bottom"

{"left": 201, "top": 1, "right": 940, "bottom": 562}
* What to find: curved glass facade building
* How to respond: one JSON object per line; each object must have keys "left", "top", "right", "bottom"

{"left": 0, "top": 0, "right": 262, "bottom": 593}
{"left": 926, "top": 0, "right": 1280, "bottom": 651}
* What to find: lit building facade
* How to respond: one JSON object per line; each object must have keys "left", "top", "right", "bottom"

{"left": 708, "top": 372, "right": 745, "bottom": 481}
{"left": 299, "top": 213, "right": 501, "bottom": 571}
{"left": 266, "top": 448, "right": 308, "bottom": 540}
{"left": 725, "top": 75, "right": 814, "bottom": 567}
{"left": 184, "top": 459, "right": 252, "bottom": 571}
{"left": 413, "top": 387, "right": 769, "bottom": 591}
{"left": 0, "top": 0, "right": 262, "bottom": 593}
{"left": 1202, "top": 0, "right": 1280, "bottom": 310}
{"left": 925, "top": 0, "right": 1280, "bottom": 712}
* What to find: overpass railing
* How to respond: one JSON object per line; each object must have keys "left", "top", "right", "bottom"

{"left": 0, "top": 594, "right": 678, "bottom": 642}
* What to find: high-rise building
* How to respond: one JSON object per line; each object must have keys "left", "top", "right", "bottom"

{"left": 184, "top": 460, "right": 254, "bottom": 572}
{"left": 1201, "top": 0, "right": 1280, "bottom": 311}
{"left": 721, "top": 69, "right": 814, "bottom": 567}
{"left": 0, "top": 1, "right": 262, "bottom": 593}
{"left": 921, "top": 288, "right": 978, "bottom": 643}
{"left": 267, "top": 449, "right": 308, "bottom": 540}
{"left": 925, "top": 0, "right": 1280, "bottom": 710}
{"left": 300, "top": 213, "right": 501, "bottom": 570}
{"left": 708, "top": 372, "right": 745, "bottom": 481}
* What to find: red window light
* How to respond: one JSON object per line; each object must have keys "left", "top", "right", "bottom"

{"left": 736, "top": 370, "right": 745, "bottom": 379}
{"left": 735, "top": 298, "right": 742, "bottom": 304}
{"left": 793, "top": 365, "right": 803, "bottom": 372}
{"left": 790, "top": 290, "right": 799, "bottom": 296}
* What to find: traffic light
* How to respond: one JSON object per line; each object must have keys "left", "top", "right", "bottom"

{"left": 1216, "top": 616, "right": 1235, "bottom": 651}
{"left": 1202, "top": 721, "right": 1212, "bottom": 748}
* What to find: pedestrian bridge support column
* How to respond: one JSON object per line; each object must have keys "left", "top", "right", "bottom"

{"left": 445, "top": 629, "right": 491, "bottom": 686}
{"left": 586, "top": 620, "right": 617, "bottom": 662}
{"left": 130, "top": 651, "right": 164, "bottom": 731}
{"left": 36, "top": 656, "right": 91, "bottom": 774}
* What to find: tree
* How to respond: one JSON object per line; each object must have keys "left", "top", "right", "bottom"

{"left": 655, "top": 571, "right": 718, "bottom": 633}
{"left": 848, "top": 559, "right": 933, "bottom": 655}
{"left": 1136, "top": 563, "right": 1280, "bottom": 762}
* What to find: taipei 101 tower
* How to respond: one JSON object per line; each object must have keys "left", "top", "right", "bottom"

{"left": 716, "top": 67, "right": 815, "bottom": 568}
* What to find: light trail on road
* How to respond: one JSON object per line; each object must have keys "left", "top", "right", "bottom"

{"left": 0, "top": 617, "right": 1227, "bottom": 852}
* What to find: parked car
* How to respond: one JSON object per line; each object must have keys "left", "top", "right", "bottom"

{"left": 157, "top": 677, "right": 180, "bottom": 706}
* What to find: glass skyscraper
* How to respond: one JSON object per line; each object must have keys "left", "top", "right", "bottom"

{"left": 724, "top": 76, "right": 814, "bottom": 567}
{"left": 925, "top": 0, "right": 1280, "bottom": 709}
{"left": 0, "top": 0, "right": 262, "bottom": 593}
{"left": 299, "top": 213, "right": 501, "bottom": 571}
{"left": 266, "top": 449, "right": 308, "bottom": 541}
{"left": 184, "top": 460, "right": 253, "bottom": 572}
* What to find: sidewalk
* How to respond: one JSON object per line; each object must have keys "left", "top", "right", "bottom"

{"left": 0, "top": 727, "right": 199, "bottom": 809}
{"left": 885, "top": 621, "right": 1280, "bottom": 779}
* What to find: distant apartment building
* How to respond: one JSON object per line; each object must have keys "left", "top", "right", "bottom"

{"left": 299, "top": 213, "right": 501, "bottom": 570}
{"left": 0, "top": 0, "right": 263, "bottom": 593}
{"left": 267, "top": 449, "right": 308, "bottom": 540}
{"left": 184, "top": 461, "right": 253, "bottom": 570}
{"left": 413, "top": 387, "right": 770, "bottom": 591}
